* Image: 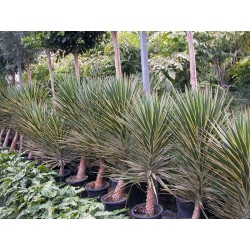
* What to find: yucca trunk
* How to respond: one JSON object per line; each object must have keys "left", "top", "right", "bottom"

{"left": 28, "top": 150, "right": 33, "bottom": 159}
{"left": 19, "top": 134, "right": 24, "bottom": 152}
{"left": 24, "top": 58, "right": 32, "bottom": 85}
{"left": 2, "top": 128, "right": 11, "bottom": 148}
{"left": 59, "top": 161, "right": 65, "bottom": 177}
{"left": 45, "top": 49, "right": 55, "bottom": 97}
{"left": 112, "top": 179, "right": 125, "bottom": 201}
{"left": 111, "top": 31, "right": 122, "bottom": 78}
{"left": 95, "top": 158, "right": 105, "bottom": 189}
{"left": 192, "top": 202, "right": 201, "bottom": 219}
{"left": 9, "top": 131, "right": 18, "bottom": 152}
{"left": 73, "top": 50, "right": 80, "bottom": 81}
{"left": 145, "top": 183, "right": 155, "bottom": 216}
{"left": 0, "top": 129, "right": 4, "bottom": 147}
{"left": 76, "top": 158, "right": 86, "bottom": 180}
{"left": 186, "top": 31, "right": 198, "bottom": 90}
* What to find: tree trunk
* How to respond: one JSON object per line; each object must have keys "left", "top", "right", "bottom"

{"left": 73, "top": 50, "right": 80, "bottom": 81}
{"left": 112, "top": 179, "right": 125, "bottom": 201}
{"left": 186, "top": 31, "right": 198, "bottom": 90}
{"left": 17, "top": 59, "right": 24, "bottom": 86}
{"left": 45, "top": 49, "right": 55, "bottom": 97}
{"left": 94, "top": 158, "right": 105, "bottom": 189}
{"left": 2, "top": 128, "right": 11, "bottom": 148}
{"left": 111, "top": 31, "right": 122, "bottom": 78}
{"left": 0, "top": 129, "right": 4, "bottom": 147}
{"left": 145, "top": 183, "right": 155, "bottom": 216}
{"left": 24, "top": 58, "right": 32, "bottom": 85}
{"left": 76, "top": 158, "right": 86, "bottom": 180}
{"left": 215, "top": 59, "right": 225, "bottom": 87}
{"left": 192, "top": 202, "right": 201, "bottom": 219}
{"left": 9, "top": 131, "right": 18, "bottom": 152}
{"left": 139, "top": 31, "right": 150, "bottom": 95}
{"left": 11, "top": 71, "right": 16, "bottom": 85}
{"left": 19, "top": 134, "right": 24, "bottom": 152}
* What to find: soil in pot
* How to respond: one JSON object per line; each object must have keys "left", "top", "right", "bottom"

{"left": 130, "top": 203, "right": 163, "bottom": 219}
{"left": 85, "top": 181, "right": 109, "bottom": 199}
{"left": 55, "top": 169, "right": 71, "bottom": 183}
{"left": 100, "top": 193, "right": 127, "bottom": 211}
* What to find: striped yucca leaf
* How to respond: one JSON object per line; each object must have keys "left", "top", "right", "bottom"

{"left": 206, "top": 109, "right": 250, "bottom": 218}
{"left": 167, "top": 86, "right": 231, "bottom": 217}
{"left": 120, "top": 93, "right": 173, "bottom": 186}
{"left": 16, "top": 101, "right": 73, "bottom": 174}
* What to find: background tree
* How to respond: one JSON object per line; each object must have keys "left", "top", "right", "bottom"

{"left": 111, "top": 31, "right": 122, "bottom": 78}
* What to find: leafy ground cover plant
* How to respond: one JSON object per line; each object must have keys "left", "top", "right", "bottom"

{"left": 0, "top": 150, "right": 127, "bottom": 219}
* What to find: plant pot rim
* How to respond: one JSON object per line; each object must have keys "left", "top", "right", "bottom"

{"left": 100, "top": 193, "right": 127, "bottom": 205}
{"left": 65, "top": 175, "right": 88, "bottom": 184}
{"left": 85, "top": 181, "right": 109, "bottom": 191}
{"left": 130, "top": 203, "right": 163, "bottom": 219}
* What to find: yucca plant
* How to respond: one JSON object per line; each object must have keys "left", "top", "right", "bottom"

{"left": 56, "top": 76, "right": 111, "bottom": 190}
{"left": 0, "top": 79, "right": 12, "bottom": 148}
{"left": 167, "top": 86, "right": 230, "bottom": 218}
{"left": 205, "top": 109, "right": 250, "bottom": 218}
{"left": 2, "top": 83, "right": 50, "bottom": 152}
{"left": 15, "top": 101, "right": 73, "bottom": 176}
{"left": 120, "top": 93, "right": 173, "bottom": 217}
{"left": 88, "top": 77, "right": 141, "bottom": 203}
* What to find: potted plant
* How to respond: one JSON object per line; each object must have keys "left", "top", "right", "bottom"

{"left": 205, "top": 109, "right": 250, "bottom": 218}
{"left": 119, "top": 94, "right": 173, "bottom": 219}
{"left": 55, "top": 76, "right": 111, "bottom": 197}
{"left": 165, "top": 86, "right": 230, "bottom": 219}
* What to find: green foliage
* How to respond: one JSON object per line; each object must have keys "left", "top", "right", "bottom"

{"left": 205, "top": 109, "right": 250, "bottom": 218}
{"left": 0, "top": 150, "right": 127, "bottom": 219}
{"left": 230, "top": 57, "right": 250, "bottom": 87}
{"left": 166, "top": 87, "right": 230, "bottom": 209}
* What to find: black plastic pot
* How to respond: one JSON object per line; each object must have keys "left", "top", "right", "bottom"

{"left": 85, "top": 181, "right": 109, "bottom": 199}
{"left": 55, "top": 169, "right": 71, "bottom": 183}
{"left": 65, "top": 175, "right": 88, "bottom": 187}
{"left": 100, "top": 193, "right": 127, "bottom": 211}
{"left": 86, "top": 165, "right": 99, "bottom": 182}
{"left": 126, "top": 182, "right": 147, "bottom": 208}
{"left": 175, "top": 196, "right": 194, "bottom": 219}
{"left": 130, "top": 203, "right": 164, "bottom": 219}
{"left": 109, "top": 178, "right": 119, "bottom": 190}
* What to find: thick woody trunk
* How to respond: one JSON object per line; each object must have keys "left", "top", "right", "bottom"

{"left": 0, "top": 129, "right": 4, "bottom": 147}
{"left": 73, "top": 50, "right": 80, "bottom": 81}
{"left": 24, "top": 58, "right": 32, "bottom": 85}
{"left": 19, "top": 134, "right": 24, "bottom": 152}
{"left": 187, "top": 31, "right": 198, "bottom": 90}
{"left": 76, "top": 158, "right": 86, "bottom": 180}
{"left": 28, "top": 150, "right": 33, "bottom": 159}
{"left": 3, "top": 128, "right": 11, "bottom": 148}
{"left": 215, "top": 59, "right": 225, "bottom": 87}
{"left": 9, "top": 131, "right": 18, "bottom": 152}
{"left": 17, "top": 59, "right": 24, "bottom": 86}
{"left": 139, "top": 31, "right": 150, "bottom": 95}
{"left": 59, "top": 162, "right": 65, "bottom": 177}
{"left": 45, "top": 49, "right": 55, "bottom": 97}
{"left": 111, "top": 31, "right": 122, "bottom": 78}
{"left": 94, "top": 158, "right": 105, "bottom": 189}
{"left": 145, "top": 183, "right": 155, "bottom": 217}
{"left": 192, "top": 202, "right": 201, "bottom": 219}
{"left": 112, "top": 179, "right": 125, "bottom": 201}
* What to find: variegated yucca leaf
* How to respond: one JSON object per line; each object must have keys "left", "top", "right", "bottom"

{"left": 205, "top": 109, "right": 250, "bottom": 218}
